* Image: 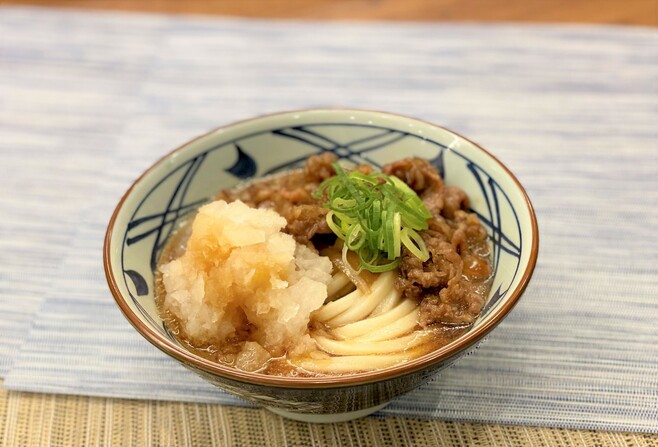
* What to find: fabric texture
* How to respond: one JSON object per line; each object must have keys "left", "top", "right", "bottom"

{"left": 1, "top": 381, "right": 657, "bottom": 447}
{"left": 1, "top": 6, "right": 657, "bottom": 433}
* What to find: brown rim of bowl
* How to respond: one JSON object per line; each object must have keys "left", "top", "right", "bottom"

{"left": 104, "top": 108, "right": 539, "bottom": 389}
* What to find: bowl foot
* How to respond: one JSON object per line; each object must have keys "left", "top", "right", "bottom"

{"left": 266, "top": 402, "right": 389, "bottom": 423}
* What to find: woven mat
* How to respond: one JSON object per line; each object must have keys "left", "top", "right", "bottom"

{"left": 1, "top": 5, "right": 658, "bottom": 437}
{"left": 1, "top": 381, "right": 656, "bottom": 447}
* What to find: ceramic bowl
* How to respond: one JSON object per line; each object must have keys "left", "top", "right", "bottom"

{"left": 104, "top": 109, "right": 538, "bottom": 423}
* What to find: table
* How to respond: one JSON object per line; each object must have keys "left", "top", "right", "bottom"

{"left": 0, "top": 0, "right": 656, "bottom": 25}
{"left": 0, "top": 1, "right": 656, "bottom": 446}
{"left": 2, "top": 384, "right": 658, "bottom": 446}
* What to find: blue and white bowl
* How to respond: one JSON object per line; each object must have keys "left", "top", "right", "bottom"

{"left": 104, "top": 109, "right": 539, "bottom": 422}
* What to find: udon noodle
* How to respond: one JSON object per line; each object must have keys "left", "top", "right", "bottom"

{"left": 156, "top": 154, "right": 492, "bottom": 376}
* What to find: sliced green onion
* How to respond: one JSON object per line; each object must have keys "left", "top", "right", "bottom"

{"left": 326, "top": 211, "right": 346, "bottom": 239}
{"left": 360, "top": 256, "right": 400, "bottom": 273}
{"left": 345, "top": 223, "right": 366, "bottom": 251}
{"left": 313, "top": 162, "right": 433, "bottom": 273}
{"left": 392, "top": 212, "right": 402, "bottom": 259}
{"left": 400, "top": 228, "right": 430, "bottom": 262}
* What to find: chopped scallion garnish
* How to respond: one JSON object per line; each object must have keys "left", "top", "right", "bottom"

{"left": 313, "top": 163, "right": 433, "bottom": 273}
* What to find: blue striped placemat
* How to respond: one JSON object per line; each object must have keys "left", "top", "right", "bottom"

{"left": 1, "top": 6, "right": 657, "bottom": 432}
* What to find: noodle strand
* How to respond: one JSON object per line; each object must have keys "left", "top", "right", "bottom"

{"left": 312, "top": 287, "right": 362, "bottom": 322}
{"left": 326, "top": 271, "right": 395, "bottom": 326}
{"left": 314, "top": 332, "right": 431, "bottom": 356}
{"left": 331, "top": 299, "right": 417, "bottom": 340}
{"left": 352, "top": 307, "right": 420, "bottom": 342}
{"left": 291, "top": 347, "right": 429, "bottom": 374}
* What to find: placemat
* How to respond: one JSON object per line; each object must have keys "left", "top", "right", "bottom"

{"left": 0, "top": 6, "right": 172, "bottom": 375}
{"left": 2, "top": 381, "right": 657, "bottom": 447}
{"left": 1, "top": 6, "right": 657, "bottom": 433}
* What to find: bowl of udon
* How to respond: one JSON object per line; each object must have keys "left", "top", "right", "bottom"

{"left": 104, "top": 109, "right": 538, "bottom": 423}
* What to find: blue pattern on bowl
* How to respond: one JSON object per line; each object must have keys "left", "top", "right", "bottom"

{"left": 120, "top": 122, "right": 522, "bottom": 342}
